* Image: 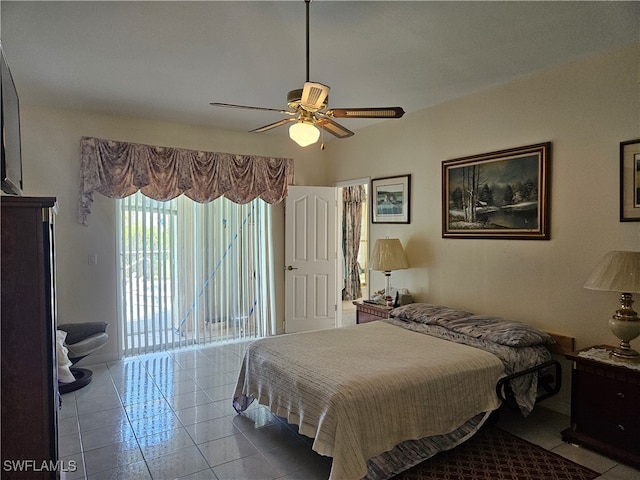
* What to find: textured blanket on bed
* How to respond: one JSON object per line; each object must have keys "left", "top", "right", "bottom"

{"left": 233, "top": 321, "right": 504, "bottom": 480}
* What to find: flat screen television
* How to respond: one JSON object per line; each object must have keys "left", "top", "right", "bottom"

{"left": 1, "top": 42, "right": 23, "bottom": 196}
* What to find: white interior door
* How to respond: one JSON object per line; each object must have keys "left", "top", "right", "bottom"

{"left": 285, "top": 186, "right": 337, "bottom": 333}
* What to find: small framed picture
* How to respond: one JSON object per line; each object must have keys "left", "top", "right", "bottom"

{"left": 442, "top": 142, "right": 551, "bottom": 239}
{"left": 371, "top": 174, "right": 411, "bottom": 224}
{"left": 620, "top": 139, "right": 640, "bottom": 222}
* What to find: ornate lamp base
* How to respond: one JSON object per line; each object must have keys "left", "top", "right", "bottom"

{"left": 608, "top": 293, "right": 640, "bottom": 363}
{"left": 610, "top": 344, "right": 640, "bottom": 362}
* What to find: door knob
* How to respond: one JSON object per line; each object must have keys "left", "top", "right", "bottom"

{"left": 285, "top": 265, "right": 298, "bottom": 271}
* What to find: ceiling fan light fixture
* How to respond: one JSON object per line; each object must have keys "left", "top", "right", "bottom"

{"left": 289, "top": 120, "right": 320, "bottom": 147}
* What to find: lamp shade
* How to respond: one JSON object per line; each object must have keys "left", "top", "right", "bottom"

{"left": 370, "top": 238, "right": 409, "bottom": 272}
{"left": 289, "top": 121, "right": 320, "bottom": 147}
{"left": 584, "top": 251, "right": 640, "bottom": 293}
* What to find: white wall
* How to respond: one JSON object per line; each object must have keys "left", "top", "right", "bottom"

{"left": 17, "top": 109, "right": 328, "bottom": 363}
{"left": 327, "top": 44, "right": 640, "bottom": 353}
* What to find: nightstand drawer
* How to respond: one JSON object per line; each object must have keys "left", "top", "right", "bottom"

{"left": 357, "top": 310, "right": 383, "bottom": 324}
{"left": 574, "top": 369, "right": 639, "bottom": 414}
{"left": 353, "top": 301, "right": 393, "bottom": 324}
{"left": 575, "top": 414, "right": 640, "bottom": 452}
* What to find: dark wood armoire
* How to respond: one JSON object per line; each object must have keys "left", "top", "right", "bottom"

{"left": 1, "top": 196, "right": 59, "bottom": 479}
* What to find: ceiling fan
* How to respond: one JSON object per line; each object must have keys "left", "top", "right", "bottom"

{"left": 210, "top": 0, "right": 405, "bottom": 147}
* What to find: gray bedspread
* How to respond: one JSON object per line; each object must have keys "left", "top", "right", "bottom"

{"left": 233, "top": 321, "right": 505, "bottom": 480}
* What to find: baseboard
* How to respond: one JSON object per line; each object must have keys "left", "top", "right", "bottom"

{"left": 74, "top": 351, "right": 119, "bottom": 366}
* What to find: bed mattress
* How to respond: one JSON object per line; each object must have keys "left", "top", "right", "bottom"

{"left": 233, "top": 321, "right": 505, "bottom": 480}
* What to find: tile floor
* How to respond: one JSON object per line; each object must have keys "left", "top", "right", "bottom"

{"left": 58, "top": 341, "right": 639, "bottom": 480}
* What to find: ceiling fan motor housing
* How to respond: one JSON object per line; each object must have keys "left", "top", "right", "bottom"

{"left": 287, "top": 88, "right": 328, "bottom": 111}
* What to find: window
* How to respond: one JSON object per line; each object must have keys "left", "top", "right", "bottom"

{"left": 117, "top": 192, "right": 275, "bottom": 355}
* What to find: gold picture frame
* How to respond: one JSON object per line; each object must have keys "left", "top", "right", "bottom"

{"left": 442, "top": 142, "right": 551, "bottom": 239}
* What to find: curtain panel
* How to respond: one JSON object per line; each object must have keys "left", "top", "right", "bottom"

{"left": 342, "top": 185, "right": 366, "bottom": 301}
{"left": 78, "top": 136, "right": 294, "bottom": 225}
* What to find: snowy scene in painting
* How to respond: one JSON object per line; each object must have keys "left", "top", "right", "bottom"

{"left": 447, "top": 154, "right": 540, "bottom": 230}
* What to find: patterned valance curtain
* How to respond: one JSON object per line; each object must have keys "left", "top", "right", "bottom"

{"left": 78, "top": 136, "right": 294, "bottom": 225}
{"left": 342, "top": 185, "right": 366, "bottom": 301}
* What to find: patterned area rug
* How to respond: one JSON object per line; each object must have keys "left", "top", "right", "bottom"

{"left": 393, "top": 425, "right": 599, "bottom": 480}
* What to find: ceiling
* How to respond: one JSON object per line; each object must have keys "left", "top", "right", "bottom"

{"left": 2, "top": 1, "right": 639, "bottom": 139}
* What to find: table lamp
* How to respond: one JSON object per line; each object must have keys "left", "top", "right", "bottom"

{"left": 370, "top": 238, "right": 409, "bottom": 305}
{"left": 583, "top": 250, "right": 640, "bottom": 362}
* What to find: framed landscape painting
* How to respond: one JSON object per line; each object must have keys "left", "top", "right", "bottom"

{"left": 442, "top": 142, "right": 551, "bottom": 239}
{"left": 620, "top": 139, "right": 640, "bottom": 222}
{"left": 371, "top": 174, "right": 411, "bottom": 224}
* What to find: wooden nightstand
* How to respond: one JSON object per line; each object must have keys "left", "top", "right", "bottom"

{"left": 353, "top": 301, "right": 393, "bottom": 324}
{"left": 561, "top": 346, "right": 640, "bottom": 468}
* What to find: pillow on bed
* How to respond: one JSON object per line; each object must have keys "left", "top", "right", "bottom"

{"left": 390, "top": 303, "right": 472, "bottom": 325}
{"left": 390, "top": 303, "right": 554, "bottom": 347}
{"left": 436, "top": 315, "right": 555, "bottom": 347}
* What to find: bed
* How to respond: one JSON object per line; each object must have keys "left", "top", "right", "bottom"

{"left": 233, "top": 303, "right": 564, "bottom": 480}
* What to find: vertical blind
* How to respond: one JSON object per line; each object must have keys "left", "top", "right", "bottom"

{"left": 117, "top": 192, "right": 275, "bottom": 356}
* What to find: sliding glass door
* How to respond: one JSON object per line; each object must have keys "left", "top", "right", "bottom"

{"left": 117, "top": 192, "right": 275, "bottom": 355}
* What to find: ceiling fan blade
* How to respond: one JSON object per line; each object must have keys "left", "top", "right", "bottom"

{"left": 210, "top": 102, "right": 295, "bottom": 116}
{"left": 300, "top": 82, "right": 330, "bottom": 110}
{"left": 249, "top": 117, "right": 297, "bottom": 133}
{"left": 327, "top": 107, "right": 405, "bottom": 119}
{"left": 315, "top": 117, "right": 354, "bottom": 139}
